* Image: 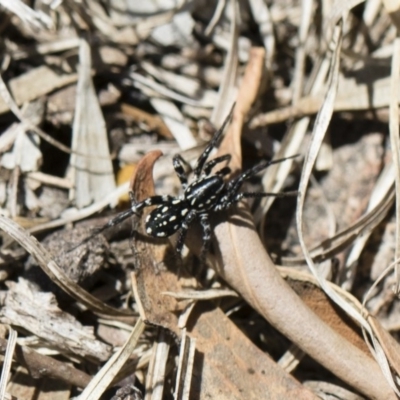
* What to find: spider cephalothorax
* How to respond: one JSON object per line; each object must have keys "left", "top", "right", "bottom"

{"left": 81, "top": 106, "right": 297, "bottom": 262}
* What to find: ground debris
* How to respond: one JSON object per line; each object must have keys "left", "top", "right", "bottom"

{"left": 0, "top": 0, "right": 398, "bottom": 399}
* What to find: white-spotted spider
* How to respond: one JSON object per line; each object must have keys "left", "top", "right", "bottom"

{"left": 77, "top": 107, "right": 297, "bottom": 262}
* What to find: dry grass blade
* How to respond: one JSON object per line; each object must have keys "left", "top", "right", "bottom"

{"left": 210, "top": 0, "right": 239, "bottom": 126}
{"left": 255, "top": 48, "right": 332, "bottom": 229}
{"left": 388, "top": 36, "right": 400, "bottom": 292}
{"left": 70, "top": 38, "right": 116, "bottom": 208}
{"left": 303, "top": 8, "right": 367, "bottom": 306}
{"left": 342, "top": 162, "right": 395, "bottom": 290}
{"left": 27, "top": 171, "right": 73, "bottom": 189}
{"left": 162, "top": 288, "right": 238, "bottom": 300}
{"left": 150, "top": 98, "right": 197, "bottom": 150}
{"left": 0, "top": 0, "right": 52, "bottom": 30}
{"left": 291, "top": 0, "right": 313, "bottom": 103}
{"left": 296, "top": 15, "right": 399, "bottom": 395}
{"left": 250, "top": 68, "right": 400, "bottom": 126}
{"left": 174, "top": 329, "right": 196, "bottom": 400}
{"left": 145, "top": 330, "right": 170, "bottom": 400}
{"left": 326, "top": 0, "right": 366, "bottom": 37}
{"left": 0, "top": 328, "right": 16, "bottom": 400}
{"left": 361, "top": 258, "right": 400, "bottom": 395}
{"left": 77, "top": 318, "right": 145, "bottom": 400}
{"left": 248, "top": 0, "right": 274, "bottom": 72}
{"left": 27, "top": 182, "right": 130, "bottom": 234}
{"left": 280, "top": 184, "right": 395, "bottom": 267}
{"left": 204, "top": 0, "right": 227, "bottom": 36}
{"left": 304, "top": 381, "right": 365, "bottom": 399}
{"left": 0, "top": 214, "right": 133, "bottom": 317}
{"left": 131, "top": 72, "right": 211, "bottom": 108}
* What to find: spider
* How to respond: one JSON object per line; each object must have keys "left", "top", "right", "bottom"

{"left": 76, "top": 106, "right": 297, "bottom": 262}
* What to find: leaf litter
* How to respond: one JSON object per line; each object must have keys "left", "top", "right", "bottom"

{"left": 0, "top": 0, "right": 399, "bottom": 399}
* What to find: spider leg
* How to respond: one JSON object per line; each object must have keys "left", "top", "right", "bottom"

{"left": 175, "top": 210, "right": 197, "bottom": 255}
{"left": 193, "top": 104, "right": 235, "bottom": 178}
{"left": 233, "top": 191, "right": 298, "bottom": 202}
{"left": 173, "top": 154, "right": 191, "bottom": 189}
{"left": 136, "top": 195, "right": 175, "bottom": 210}
{"left": 216, "top": 166, "right": 231, "bottom": 176}
{"left": 67, "top": 195, "right": 175, "bottom": 252}
{"left": 226, "top": 154, "right": 299, "bottom": 197}
{"left": 199, "top": 213, "right": 211, "bottom": 263}
{"left": 213, "top": 190, "right": 298, "bottom": 212}
{"left": 203, "top": 154, "right": 231, "bottom": 176}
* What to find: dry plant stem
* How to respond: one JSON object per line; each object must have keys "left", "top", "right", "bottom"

{"left": 0, "top": 328, "right": 16, "bottom": 398}
{"left": 0, "top": 337, "right": 91, "bottom": 388}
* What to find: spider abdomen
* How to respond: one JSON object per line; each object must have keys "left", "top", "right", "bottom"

{"left": 145, "top": 200, "right": 189, "bottom": 238}
{"left": 185, "top": 175, "right": 224, "bottom": 211}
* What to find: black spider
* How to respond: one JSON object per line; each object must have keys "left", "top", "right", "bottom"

{"left": 77, "top": 107, "right": 297, "bottom": 262}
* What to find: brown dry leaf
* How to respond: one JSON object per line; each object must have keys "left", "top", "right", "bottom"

{"left": 187, "top": 303, "right": 317, "bottom": 400}
{"left": 279, "top": 268, "right": 371, "bottom": 357}
{"left": 69, "top": 38, "right": 116, "bottom": 208}
{"left": 131, "top": 151, "right": 187, "bottom": 330}
{"left": 131, "top": 152, "right": 317, "bottom": 399}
